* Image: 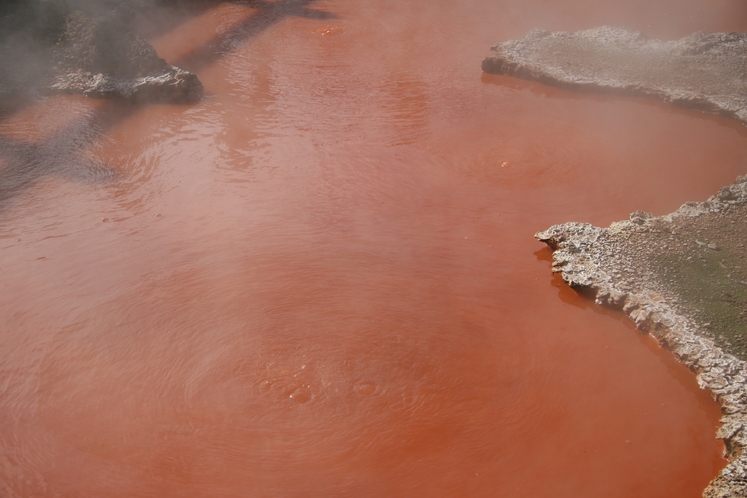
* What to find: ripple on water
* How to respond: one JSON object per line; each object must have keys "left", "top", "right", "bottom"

{"left": 289, "top": 386, "right": 312, "bottom": 403}
{"left": 1, "top": 0, "right": 745, "bottom": 495}
{"left": 355, "top": 381, "right": 377, "bottom": 396}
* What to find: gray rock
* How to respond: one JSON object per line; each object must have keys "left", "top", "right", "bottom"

{"left": 50, "top": 11, "right": 203, "bottom": 103}
{"left": 0, "top": 4, "right": 203, "bottom": 104}
{"left": 483, "top": 26, "right": 747, "bottom": 125}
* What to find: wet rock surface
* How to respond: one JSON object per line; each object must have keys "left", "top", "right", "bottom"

{"left": 536, "top": 177, "right": 747, "bottom": 498}
{"left": 51, "top": 10, "right": 203, "bottom": 103}
{"left": 482, "top": 26, "right": 747, "bottom": 125}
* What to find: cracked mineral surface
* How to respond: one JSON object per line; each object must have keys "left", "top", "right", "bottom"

{"left": 536, "top": 177, "right": 747, "bottom": 498}
{"left": 482, "top": 26, "right": 747, "bottom": 125}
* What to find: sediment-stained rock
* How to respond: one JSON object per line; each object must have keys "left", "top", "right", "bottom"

{"left": 482, "top": 26, "right": 747, "bottom": 125}
{"left": 536, "top": 177, "right": 747, "bottom": 498}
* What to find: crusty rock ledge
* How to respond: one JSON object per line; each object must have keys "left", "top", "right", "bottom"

{"left": 536, "top": 177, "right": 747, "bottom": 498}
{"left": 482, "top": 26, "right": 747, "bottom": 125}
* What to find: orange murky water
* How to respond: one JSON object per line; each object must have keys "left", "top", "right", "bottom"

{"left": 2, "top": 1, "right": 747, "bottom": 497}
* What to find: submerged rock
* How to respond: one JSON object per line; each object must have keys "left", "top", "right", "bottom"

{"left": 536, "top": 177, "right": 747, "bottom": 498}
{"left": 482, "top": 26, "right": 747, "bottom": 125}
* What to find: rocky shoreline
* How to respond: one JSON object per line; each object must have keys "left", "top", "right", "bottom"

{"left": 536, "top": 179, "right": 747, "bottom": 497}
{"left": 482, "top": 26, "right": 747, "bottom": 497}
{"left": 482, "top": 26, "right": 747, "bottom": 125}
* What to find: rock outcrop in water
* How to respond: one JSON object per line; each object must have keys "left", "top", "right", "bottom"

{"left": 51, "top": 11, "right": 203, "bottom": 103}
{"left": 536, "top": 177, "right": 747, "bottom": 498}
{"left": 482, "top": 26, "right": 747, "bottom": 125}
{"left": 0, "top": 1, "right": 203, "bottom": 103}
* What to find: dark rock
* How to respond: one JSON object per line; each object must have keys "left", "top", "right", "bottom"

{"left": 53, "top": 11, "right": 166, "bottom": 78}
{"left": 0, "top": 1, "right": 203, "bottom": 104}
{"left": 51, "top": 11, "right": 203, "bottom": 103}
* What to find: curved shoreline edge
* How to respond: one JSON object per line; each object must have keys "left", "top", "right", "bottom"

{"left": 482, "top": 25, "right": 747, "bottom": 497}
{"left": 536, "top": 178, "right": 747, "bottom": 498}
{"left": 482, "top": 26, "right": 747, "bottom": 125}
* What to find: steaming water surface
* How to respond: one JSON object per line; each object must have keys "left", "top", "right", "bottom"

{"left": 3, "top": 0, "right": 747, "bottom": 496}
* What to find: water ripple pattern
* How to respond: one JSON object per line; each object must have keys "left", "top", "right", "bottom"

{"left": 1, "top": 0, "right": 747, "bottom": 497}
